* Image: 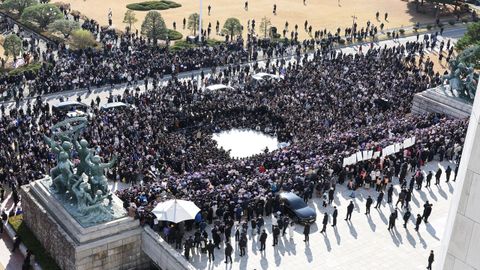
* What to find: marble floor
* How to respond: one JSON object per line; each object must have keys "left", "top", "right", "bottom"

{"left": 185, "top": 160, "right": 457, "bottom": 270}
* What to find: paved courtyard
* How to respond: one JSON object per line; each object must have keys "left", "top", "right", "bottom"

{"left": 183, "top": 160, "right": 456, "bottom": 270}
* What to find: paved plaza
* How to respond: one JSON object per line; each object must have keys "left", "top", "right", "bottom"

{"left": 182, "top": 160, "right": 456, "bottom": 270}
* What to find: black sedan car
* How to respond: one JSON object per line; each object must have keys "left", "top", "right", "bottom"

{"left": 278, "top": 192, "right": 317, "bottom": 224}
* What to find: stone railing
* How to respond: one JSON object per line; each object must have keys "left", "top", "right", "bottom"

{"left": 141, "top": 226, "right": 197, "bottom": 270}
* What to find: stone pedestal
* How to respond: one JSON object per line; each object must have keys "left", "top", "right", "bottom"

{"left": 411, "top": 87, "right": 472, "bottom": 119}
{"left": 20, "top": 180, "right": 151, "bottom": 270}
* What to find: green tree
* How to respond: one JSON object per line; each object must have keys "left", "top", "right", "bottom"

{"left": 3, "top": 34, "right": 23, "bottom": 61}
{"left": 141, "top": 11, "right": 167, "bottom": 44}
{"left": 20, "top": 3, "right": 62, "bottom": 29}
{"left": 48, "top": 19, "right": 80, "bottom": 38}
{"left": 259, "top": 17, "right": 271, "bottom": 39}
{"left": 222, "top": 18, "right": 242, "bottom": 39}
{"left": 1, "top": 0, "right": 37, "bottom": 14}
{"left": 123, "top": 10, "right": 138, "bottom": 31}
{"left": 456, "top": 22, "right": 480, "bottom": 51}
{"left": 187, "top": 13, "right": 199, "bottom": 36}
{"left": 71, "top": 29, "right": 97, "bottom": 49}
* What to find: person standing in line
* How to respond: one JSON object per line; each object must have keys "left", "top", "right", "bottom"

{"left": 224, "top": 241, "right": 233, "bottom": 264}
{"left": 365, "top": 196, "right": 373, "bottom": 215}
{"left": 403, "top": 208, "right": 411, "bottom": 228}
{"left": 388, "top": 210, "right": 397, "bottom": 231}
{"left": 415, "top": 214, "right": 423, "bottom": 231}
{"left": 332, "top": 206, "right": 338, "bottom": 227}
{"left": 208, "top": 5, "right": 211, "bottom": 15}
{"left": 207, "top": 240, "right": 215, "bottom": 262}
{"left": 435, "top": 168, "right": 442, "bottom": 185}
{"left": 303, "top": 223, "right": 310, "bottom": 242}
{"left": 320, "top": 213, "right": 328, "bottom": 234}
{"left": 427, "top": 250, "right": 434, "bottom": 270}
{"left": 239, "top": 236, "right": 247, "bottom": 256}
{"left": 387, "top": 185, "right": 394, "bottom": 203}
{"left": 445, "top": 165, "right": 452, "bottom": 182}
{"left": 259, "top": 229, "right": 267, "bottom": 251}
{"left": 375, "top": 191, "right": 384, "bottom": 209}
{"left": 345, "top": 201, "right": 354, "bottom": 221}
{"left": 426, "top": 171, "right": 433, "bottom": 187}
{"left": 273, "top": 225, "right": 280, "bottom": 246}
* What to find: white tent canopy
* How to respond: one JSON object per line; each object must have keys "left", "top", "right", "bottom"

{"left": 152, "top": 199, "right": 200, "bottom": 223}
{"left": 252, "top": 72, "right": 283, "bottom": 81}
{"left": 205, "top": 84, "right": 234, "bottom": 92}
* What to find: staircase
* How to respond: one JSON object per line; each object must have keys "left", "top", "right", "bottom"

{"left": 411, "top": 87, "right": 472, "bottom": 119}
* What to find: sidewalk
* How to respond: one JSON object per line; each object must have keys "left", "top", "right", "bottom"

{"left": 0, "top": 194, "right": 24, "bottom": 270}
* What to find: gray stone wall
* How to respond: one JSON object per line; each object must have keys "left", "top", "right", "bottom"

{"left": 21, "top": 185, "right": 76, "bottom": 270}
{"left": 439, "top": 81, "right": 480, "bottom": 270}
{"left": 20, "top": 184, "right": 151, "bottom": 270}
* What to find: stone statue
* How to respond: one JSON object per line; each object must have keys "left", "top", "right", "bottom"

{"left": 443, "top": 46, "right": 479, "bottom": 101}
{"left": 42, "top": 117, "right": 118, "bottom": 226}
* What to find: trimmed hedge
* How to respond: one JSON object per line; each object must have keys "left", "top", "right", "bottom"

{"left": 167, "top": 29, "right": 182, "bottom": 40}
{"left": 126, "top": 0, "right": 181, "bottom": 11}
{"left": 9, "top": 215, "right": 61, "bottom": 270}
{"left": 8, "top": 62, "right": 43, "bottom": 76}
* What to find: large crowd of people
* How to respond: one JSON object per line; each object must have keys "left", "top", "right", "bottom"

{"left": 0, "top": 14, "right": 469, "bottom": 268}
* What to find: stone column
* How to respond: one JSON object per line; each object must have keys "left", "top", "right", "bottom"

{"left": 439, "top": 81, "right": 480, "bottom": 270}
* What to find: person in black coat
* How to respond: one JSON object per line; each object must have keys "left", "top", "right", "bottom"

{"left": 426, "top": 171, "right": 433, "bottom": 187}
{"left": 320, "top": 213, "right": 328, "bottom": 234}
{"left": 415, "top": 214, "right": 422, "bottom": 231}
{"left": 303, "top": 223, "right": 310, "bottom": 242}
{"left": 435, "top": 168, "right": 442, "bottom": 185}
{"left": 260, "top": 230, "right": 268, "bottom": 251}
{"left": 423, "top": 202, "right": 433, "bottom": 223}
{"left": 328, "top": 188, "right": 334, "bottom": 205}
{"left": 403, "top": 208, "right": 411, "bottom": 228}
{"left": 445, "top": 166, "right": 452, "bottom": 182}
{"left": 365, "top": 196, "right": 373, "bottom": 215}
{"left": 387, "top": 185, "right": 394, "bottom": 203}
{"left": 427, "top": 250, "right": 434, "bottom": 270}
{"left": 331, "top": 206, "right": 338, "bottom": 227}
{"left": 239, "top": 236, "right": 247, "bottom": 256}
{"left": 375, "top": 191, "right": 384, "bottom": 209}
{"left": 184, "top": 238, "right": 191, "bottom": 261}
{"left": 273, "top": 225, "right": 280, "bottom": 246}
{"left": 345, "top": 201, "right": 354, "bottom": 221}
{"left": 225, "top": 241, "right": 233, "bottom": 264}
{"left": 207, "top": 240, "right": 215, "bottom": 262}
{"left": 388, "top": 210, "right": 397, "bottom": 230}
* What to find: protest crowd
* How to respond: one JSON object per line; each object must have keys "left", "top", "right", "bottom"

{"left": 0, "top": 11, "right": 467, "bottom": 268}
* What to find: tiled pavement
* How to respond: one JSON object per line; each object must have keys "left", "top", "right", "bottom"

{"left": 186, "top": 160, "right": 456, "bottom": 270}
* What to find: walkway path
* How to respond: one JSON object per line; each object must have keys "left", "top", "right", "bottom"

{"left": 0, "top": 26, "right": 467, "bottom": 114}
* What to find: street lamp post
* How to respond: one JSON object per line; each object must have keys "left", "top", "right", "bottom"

{"left": 198, "top": 0, "right": 202, "bottom": 42}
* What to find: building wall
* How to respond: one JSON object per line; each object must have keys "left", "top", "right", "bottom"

{"left": 440, "top": 82, "right": 480, "bottom": 270}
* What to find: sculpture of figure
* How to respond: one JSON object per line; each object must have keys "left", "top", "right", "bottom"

{"left": 72, "top": 178, "right": 91, "bottom": 210}
{"left": 443, "top": 46, "right": 479, "bottom": 101}
{"left": 51, "top": 151, "right": 75, "bottom": 193}
{"left": 43, "top": 117, "right": 119, "bottom": 225}
{"left": 85, "top": 153, "right": 117, "bottom": 199}
{"left": 74, "top": 138, "right": 92, "bottom": 177}
{"left": 81, "top": 190, "right": 114, "bottom": 223}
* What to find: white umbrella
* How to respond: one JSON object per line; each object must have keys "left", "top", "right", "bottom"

{"left": 152, "top": 199, "right": 201, "bottom": 223}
